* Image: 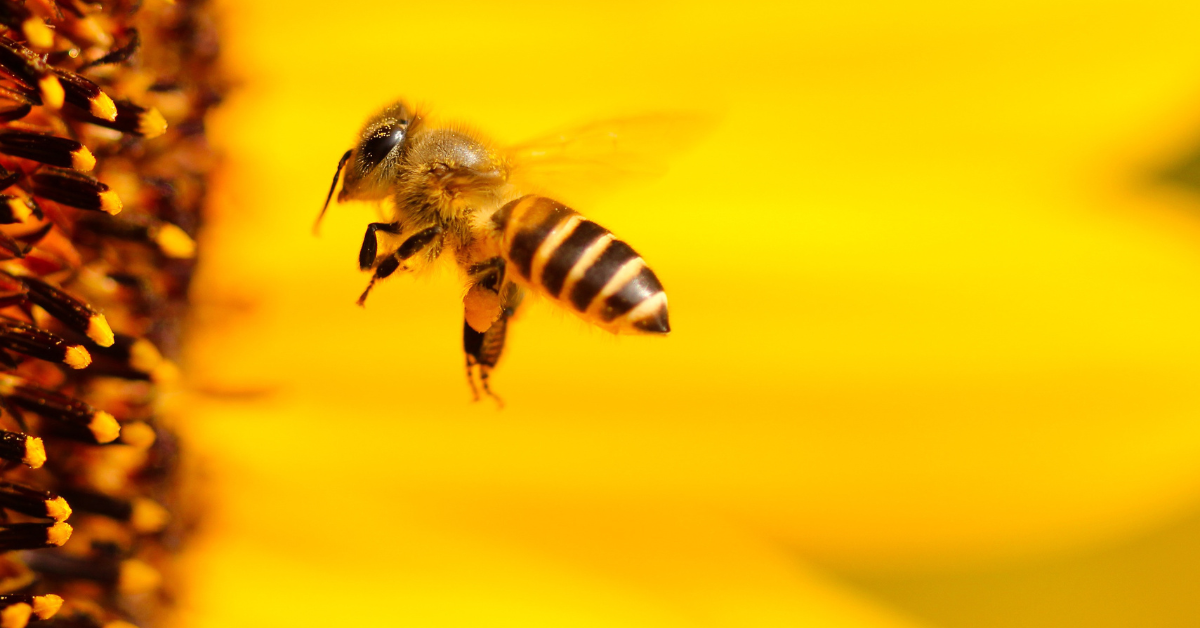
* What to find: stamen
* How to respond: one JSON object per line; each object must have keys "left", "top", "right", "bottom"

{"left": 151, "top": 223, "right": 195, "bottom": 259}
{"left": 0, "top": 4, "right": 53, "bottom": 49}
{"left": 128, "top": 337, "right": 162, "bottom": 373}
{"left": 0, "top": 38, "right": 56, "bottom": 106}
{"left": 0, "top": 321, "right": 90, "bottom": 367}
{"left": 64, "top": 345, "right": 91, "bottom": 369}
{"left": 30, "top": 595, "right": 62, "bottom": 620}
{"left": 87, "top": 334, "right": 163, "bottom": 380}
{"left": 73, "top": 99, "right": 167, "bottom": 138}
{"left": 130, "top": 498, "right": 170, "bottom": 533}
{"left": 29, "top": 169, "right": 122, "bottom": 215}
{"left": 0, "top": 595, "right": 62, "bottom": 622}
{"left": 0, "top": 430, "right": 45, "bottom": 467}
{"left": 0, "top": 481, "right": 71, "bottom": 520}
{"left": 118, "top": 559, "right": 160, "bottom": 594}
{"left": 0, "top": 375, "right": 120, "bottom": 444}
{"left": 21, "top": 19, "right": 53, "bottom": 49}
{"left": 115, "top": 421, "right": 156, "bottom": 449}
{"left": 23, "top": 552, "right": 161, "bottom": 596}
{"left": 11, "top": 274, "right": 115, "bottom": 346}
{"left": 56, "top": 490, "right": 169, "bottom": 533}
{"left": 53, "top": 69, "right": 117, "bottom": 121}
{"left": 70, "top": 216, "right": 194, "bottom": 258}
{"left": 37, "top": 76, "right": 62, "bottom": 110}
{"left": 0, "top": 521, "right": 71, "bottom": 550}
{"left": 0, "top": 131, "right": 92, "bottom": 171}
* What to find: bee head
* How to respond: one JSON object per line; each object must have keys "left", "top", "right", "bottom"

{"left": 341, "top": 101, "right": 414, "bottom": 202}
{"left": 314, "top": 101, "right": 414, "bottom": 233}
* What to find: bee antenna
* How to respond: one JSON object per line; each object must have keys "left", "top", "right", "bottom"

{"left": 313, "top": 149, "right": 353, "bottom": 235}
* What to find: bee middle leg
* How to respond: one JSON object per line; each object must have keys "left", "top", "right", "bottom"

{"left": 356, "top": 225, "right": 443, "bottom": 306}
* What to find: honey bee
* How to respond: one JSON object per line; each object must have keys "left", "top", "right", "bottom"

{"left": 316, "top": 101, "right": 680, "bottom": 402}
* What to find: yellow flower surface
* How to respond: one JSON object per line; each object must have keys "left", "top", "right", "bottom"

{"left": 182, "top": 0, "right": 1200, "bottom": 626}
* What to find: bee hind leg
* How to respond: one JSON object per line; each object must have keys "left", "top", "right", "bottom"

{"left": 463, "top": 320, "right": 500, "bottom": 406}
{"left": 462, "top": 280, "right": 524, "bottom": 407}
{"left": 463, "top": 313, "right": 509, "bottom": 408}
{"left": 464, "top": 352, "right": 481, "bottom": 402}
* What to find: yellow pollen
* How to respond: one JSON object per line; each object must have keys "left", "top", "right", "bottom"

{"left": 129, "top": 338, "right": 162, "bottom": 373}
{"left": 72, "top": 145, "right": 96, "bottom": 172}
{"left": 0, "top": 603, "right": 30, "bottom": 628}
{"left": 46, "top": 521, "right": 71, "bottom": 546}
{"left": 64, "top": 344, "right": 91, "bottom": 369}
{"left": 21, "top": 19, "right": 53, "bottom": 49}
{"left": 89, "top": 411, "right": 121, "bottom": 444}
{"left": 30, "top": 595, "right": 62, "bottom": 620}
{"left": 154, "top": 223, "right": 196, "bottom": 258}
{"left": 75, "top": 16, "right": 112, "bottom": 48}
{"left": 118, "top": 559, "right": 162, "bottom": 594}
{"left": 38, "top": 75, "right": 63, "bottom": 110}
{"left": 119, "top": 421, "right": 157, "bottom": 449}
{"left": 139, "top": 107, "right": 168, "bottom": 138}
{"left": 98, "top": 190, "right": 123, "bottom": 215}
{"left": 45, "top": 496, "right": 71, "bottom": 522}
{"left": 91, "top": 92, "right": 117, "bottom": 121}
{"left": 23, "top": 436, "right": 45, "bottom": 468}
{"left": 5, "top": 198, "right": 31, "bottom": 223}
{"left": 131, "top": 498, "right": 170, "bottom": 533}
{"left": 87, "top": 313, "right": 114, "bottom": 346}
{"left": 150, "top": 360, "right": 180, "bottom": 385}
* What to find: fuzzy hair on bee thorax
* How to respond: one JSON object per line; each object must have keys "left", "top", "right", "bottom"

{"left": 393, "top": 127, "right": 510, "bottom": 230}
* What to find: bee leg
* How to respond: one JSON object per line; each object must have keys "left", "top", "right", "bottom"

{"left": 463, "top": 322, "right": 484, "bottom": 402}
{"left": 356, "top": 225, "right": 444, "bottom": 306}
{"left": 394, "top": 225, "right": 443, "bottom": 260}
{"left": 359, "top": 221, "right": 402, "bottom": 270}
{"left": 463, "top": 257, "right": 505, "bottom": 332}
{"left": 356, "top": 254, "right": 401, "bottom": 306}
{"left": 462, "top": 311, "right": 507, "bottom": 407}
{"left": 479, "top": 363, "right": 503, "bottom": 408}
{"left": 477, "top": 315, "right": 508, "bottom": 408}
{"left": 462, "top": 281, "right": 523, "bottom": 407}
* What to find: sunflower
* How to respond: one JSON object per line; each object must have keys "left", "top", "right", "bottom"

{"left": 4, "top": 1, "right": 1192, "bottom": 628}
{"left": 0, "top": 2, "right": 218, "bottom": 628}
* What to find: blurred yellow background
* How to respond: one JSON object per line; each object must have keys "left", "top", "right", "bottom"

{"left": 175, "top": 0, "right": 1200, "bottom": 626}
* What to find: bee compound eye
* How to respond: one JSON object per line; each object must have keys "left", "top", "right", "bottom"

{"left": 359, "top": 122, "right": 408, "bottom": 170}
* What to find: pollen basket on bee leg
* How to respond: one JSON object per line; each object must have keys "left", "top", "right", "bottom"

{"left": 464, "top": 283, "right": 503, "bottom": 333}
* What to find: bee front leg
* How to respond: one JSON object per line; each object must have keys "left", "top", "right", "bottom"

{"left": 359, "top": 221, "right": 402, "bottom": 270}
{"left": 356, "top": 225, "right": 443, "bottom": 306}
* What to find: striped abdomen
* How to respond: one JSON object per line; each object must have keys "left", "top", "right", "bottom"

{"left": 493, "top": 195, "right": 669, "bottom": 334}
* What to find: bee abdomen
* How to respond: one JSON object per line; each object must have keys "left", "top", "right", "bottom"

{"left": 495, "top": 195, "right": 669, "bottom": 334}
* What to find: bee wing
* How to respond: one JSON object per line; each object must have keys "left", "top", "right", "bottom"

{"left": 504, "top": 112, "right": 716, "bottom": 205}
